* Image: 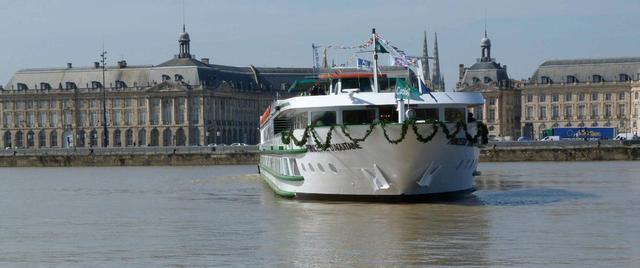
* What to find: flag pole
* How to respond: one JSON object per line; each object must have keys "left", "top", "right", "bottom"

{"left": 372, "top": 28, "right": 379, "bottom": 93}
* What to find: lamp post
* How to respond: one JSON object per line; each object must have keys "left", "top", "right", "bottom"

{"left": 100, "top": 51, "right": 109, "bottom": 147}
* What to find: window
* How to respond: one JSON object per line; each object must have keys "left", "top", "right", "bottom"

{"left": 40, "top": 83, "right": 51, "bottom": 90}
{"left": 605, "top": 104, "right": 612, "bottom": 117}
{"left": 488, "top": 98, "right": 496, "bottom": 105}
{"left": 619, "top": 92, "right": 625, "bottom": 100}
{"left": 38, "top": 112, "right": 45, "bottom": 126}
{"left": 526, "top": 106, "right": 533, "bottom": 120}
{"left": 605, "top": 93, "right": 612, "bottom": 101}
{"left": 526, "top": 95, "right": 533, "bottom": 103}
{"left": 618, "top": 104, "right": 625, "bottom": 117}
{"left": 566, "top": 75, "right": 578, "bottom": 83}
{"left": 138, "top": 98, "right": 146, "bottom": 106}
{"left": 552, "top": 105, "right": 559, "bottom": 119}
{"left": 415, "top": 108, "right": 439, "bottom": 121}
{"left": 484, "top": 77, "right": 493, "bottom": 84}
{"left": 552, "top": 94, "right": 559, "bottom": 102}
{"left": 579, "top": 93, "right": 585, "bottom": 102}
{"left": 162, "top": 74, "right": 171, "bottom": 81}
{"left": 342, "top": 109, "right": 375, "bottom": 125}
{"left": 539, "top": 95, "right": 546, "bottom": 102}
{"left": 90, "top": 111, "right": 98, "bottom": 126}
{"left": 444, "top": 108, "right": 465, "bottom": 122}
{"left": 138, "top": 110, "right": 147, "bottom": 124}
{"left": 91, "top": 81, "right": 102, "bottom": 89}
{"left": 174, "top": 74, "right": 184, "bottom": 82}
{"left": 619, "top": 74, "right": 631, "bottom": 82}
{"left": 564, "top": 94, "right": 572, "bottom": 102}
{"left": 115, "top": 80, "right": 127, "bottom": 89}
{"left": 17, "top": 83, "right": 28, "bottom": 90}
{"left": 49, "top": 112, "right": 57, "bottom": 127}
{"left": 65, "top": 82, "right": 77, "bottom": 90}
{"left": 539, "top": 106, "right": 547, "bottom": 119}
{"left": 592, "top": 74, "right": 603, "bottom": 83}
{"left": 591, "top": 105, "right": 598, "bottom": 118}
{"left": 310, "top": 111, "right": 336, "bottom": 126}
{"left": 488, "top": 108, "right": 495, "bottom": 122}
{"left": 63, "top": 111, "right": 72, "bottom": 125}
{"left": 564, "top": 105, "right": 572, "bottom": 118}
{"left": 341, "top": 78, "right": 372, "bottom": 92}
{"left": 591, "top": 93, "right": 598, "bottom": 101}
{"left": 125, "top": 98, "right": 132, "bottom": 107}
{"left": 472, "top": 77, "right": 480, "bottom": 83}
{"left": 113, "top": 99, "right": 121, "bottom": 108}
{"left": 541, "top": 76, "right": 552, "bottom": 84}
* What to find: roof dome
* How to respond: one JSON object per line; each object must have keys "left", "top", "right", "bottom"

{"left": 179, "top": 31, "right": 190, "bottom": 42}
{"left": 480, "top": 36, "right": 491, "bottom": 47}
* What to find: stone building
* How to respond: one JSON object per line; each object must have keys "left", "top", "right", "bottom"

{"left": 1, "top": 27, "right": 314, "bottom": 148}
{"left": 522, "top": 58, "right": 640, "bottom": 139}
{"left": 457, "top": 31, "right": 521, "bottom": 140}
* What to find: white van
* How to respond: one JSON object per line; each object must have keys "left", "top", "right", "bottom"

{"left": 541, "top": 136, "right": 560, "bottom": 141}
{"left": 614, "top": 133, "right": 635, "bottom": 140}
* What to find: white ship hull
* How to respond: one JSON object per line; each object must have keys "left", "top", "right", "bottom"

{"left": 260, "top": 122, "right": 480, "bottom": 201}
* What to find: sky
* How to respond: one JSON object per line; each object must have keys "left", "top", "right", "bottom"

{"left": 1, "top": 0, "right": 640, "bottom": 89}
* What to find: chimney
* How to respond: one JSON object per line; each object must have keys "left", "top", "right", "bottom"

{"left": 94, "top": 62, "right": 100, "bottom": 68}
{"left": 201, "top": 58, "right": 210, "bottom": 65}
{"left": 117, "top": 60, "right": 127, "bottom": 68}
{"left": 67, "top": 63, "right": 72, "bottom": 69}
{"left": 458, "top": 64, "right": 465, "bottom": 81}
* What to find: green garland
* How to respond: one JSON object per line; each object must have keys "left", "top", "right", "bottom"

{"left": 280, "top": 120, "right": 489, "bottom": 151}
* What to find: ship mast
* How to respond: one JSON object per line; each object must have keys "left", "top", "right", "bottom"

{"left": 372, "top": 28, "right": 379, "bottom": 93}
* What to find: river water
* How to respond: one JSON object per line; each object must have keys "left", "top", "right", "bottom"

{"left": 0, "top": 162, "right": 638, "bottom": 267}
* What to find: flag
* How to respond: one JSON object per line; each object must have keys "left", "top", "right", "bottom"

{"left": 395, "top": 78, "right": 408, "bottom": 100}
{"left": 419, "top": 76, "right": 438, "bottom": 102}
{"left": 375, "top": 39, "right": 388, "bottom": 53}
{"left": 357, "top": 58, "right": 371, "bottom": 69}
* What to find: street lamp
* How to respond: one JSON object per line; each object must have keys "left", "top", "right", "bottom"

{"left": 100, "top": 50, "right": 109, "bottom": 147}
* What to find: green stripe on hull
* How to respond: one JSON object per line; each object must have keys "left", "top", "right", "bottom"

{"left": 261, "top": 172, "right": 296, "bottom": 198}
{"left": 258, "top": 164, "right": 304, "bottom": 181}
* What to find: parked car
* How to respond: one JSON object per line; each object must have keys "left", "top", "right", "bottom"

{"left": 207, "top": 143, "right": 217, "bottom": 147}
{"left": 614, "top": 133, "right": 636, "bottom": 140}
{"left": 541, "top": 136, "right": 560, "bottom": 141}
{"left": 517, "top": 136, "right": 531, "bottom": 142}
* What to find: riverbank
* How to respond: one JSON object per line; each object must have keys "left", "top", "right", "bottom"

{"left": 0, "top": 141, "right": 638, "bottom": 167}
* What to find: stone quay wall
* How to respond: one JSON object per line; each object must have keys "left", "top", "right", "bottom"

{"left": 0, "top": 141, "right": 638, "bottom": 167}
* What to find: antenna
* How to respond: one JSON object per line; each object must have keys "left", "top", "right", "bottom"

{"left": 484, "top": 9, "right": 487, "bottom": 37}
{"left": 182, "top": 0, "right": 186, "bottom": 30}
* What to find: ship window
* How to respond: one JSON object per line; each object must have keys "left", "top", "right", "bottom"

{"left": 299, "top": 163, "right": 306, "bottom": 172}
{"left": 308, "top": 163, "right": 315, "bottom": 172}
{"left": 444, "top": 108, "right": 465, "bottom": 122}
{"left": 341, "top": 78, "right": 372, "bottom": 92}
{"left": 310, "top": 111, "right": 336, "bottom": 126}
{"left": 328, "top": 163, "right": 338, "bottom": 173}
{"left": 317, "top": 163, "right": 325, "bottom": 173}
{"left": 342, "top": 109, "right": 375, "bottom": 125}
{"left": 378, "top": 105, "right": 399, "bottom": 122}
{"left": 415, "top": 108, "right": 439, "bottom": 121}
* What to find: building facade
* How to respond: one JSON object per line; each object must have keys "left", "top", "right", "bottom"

{"left": 457, "top": 32, "right": 521, "bottom": 140}
{"left": 522, "top": 58, "right": 640, "bottom": 139}
{"left": 1, "top": 27, "right": 314, "bottom": 148}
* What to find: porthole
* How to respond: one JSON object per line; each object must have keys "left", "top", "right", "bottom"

{"left": 308, "top": 163, "right": 315, "bottom": 172}
{"left": 317, "top": 163, "right": 325, "bottom": 173}
{"left": 328, "top": 163, "right": 338, "bottom": 173}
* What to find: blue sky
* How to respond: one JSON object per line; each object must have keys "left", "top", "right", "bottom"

{"left": 1, "top": 0, "right": 640, "bottom": 89}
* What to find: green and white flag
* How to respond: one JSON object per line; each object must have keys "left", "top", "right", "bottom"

{"left": 395, "top": 78, "right": 422, "bottom": 101}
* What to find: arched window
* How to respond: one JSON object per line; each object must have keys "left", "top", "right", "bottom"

{"left": 50, "top": 130, "right": 58, "bottom": 147}
{"left": 566, "top": 75, "right": 578, "bottom": 83}
{"left": 15, "top": 131, "right": 23, "bottom": 148}
{"left": 150, "top": 128, "right": 159, "bottom": 146}
{"left": 472, "top": 77, "right": 480, "bottom": 84}
{"left": 162, "top": 128, "right": 172, "bottom": 146}
{"left": 89, "top": 129, "right": 98, "bottom": 147}
{"left": 3, "top": 131, "right": 12, "bottom": 148}
{"left": 125, "top": 129, "right": 133, "bottom": 146}
{"left": 592, "top": 74, "right": 603, "bottom": 83}
{"left": 115, "top": 80, "right": 127, "bottom": 89}
{"left": 40, "top": 83, "right": 52, "bottom": 90}
{"left": 175, "top": 128, "right": 186, "bottom": 146}
{"left": 162, "top": 74, "right": 171, "bottom": 81}
{"left": 77, "top": 130, "right": 86, "bottom": 147}
{"left": 619, "top": 73, "right": 631, "bottom": 82}
{"left": 541, "top": 76, "right": 552, "bottom": 84}
{"left": 27, "top": 130, "right": 35, "bottom": 148}
{"left": 138, "top": 128, "right": 146, "bottom": 146}
{"left": 190, "top": 127, "right": 200, "bottom": 146}
{"left": 113, "top": 129, "right": 122, "bottom": 147}
{"left": 65, "top": 82, "right": 77, "bottom": 90}
{"left": 91, "top": 81, "right": 103, "bottom": 89}
{"left": 591, "top": 122, "right": 599, "bottom": 127}
{"left": 174, "top": 74, "right": 184, "bottom": 82}
{"left": 17, "top": 83, "right": 28, "bottom": 90}
{"left": 38, "top": 130, "right": 46, "bottom": 147}
{"left": 484, "top": 77, "right": 493, "bottom": 84}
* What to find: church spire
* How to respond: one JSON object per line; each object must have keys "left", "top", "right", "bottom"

{"left": 422, "top": 30, "right": 431, "bottom": 83}
{"left": 431, "top": 32, "right": 444, "bottom": 91}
